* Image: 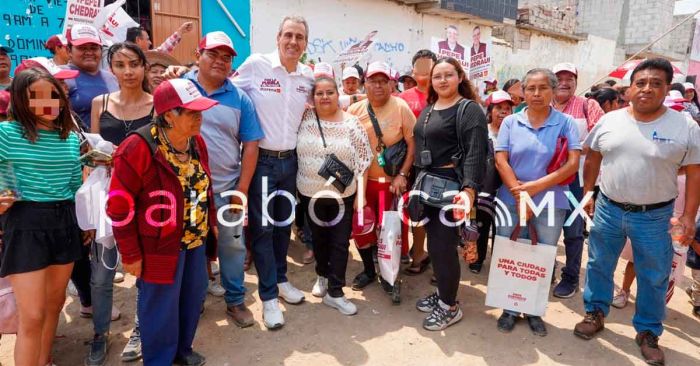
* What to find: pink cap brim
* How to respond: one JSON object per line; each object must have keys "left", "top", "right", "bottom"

{"left": 70, "top": 38, "right": 102, "bottom": 46}
{"left": 53, "top": 69, "right": 79, "bottom": 79}
{"left": 491, "top": 98, "right": 514, "bottom": 105}
{"left": 203, "top": 44, "right": 237, "bottom": 57}
{"left": 181, "top": 97, "right": 219, "bottom": 112}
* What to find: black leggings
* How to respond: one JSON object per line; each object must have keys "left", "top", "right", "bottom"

{"left": 300, "top": 194, "right": 355, "bottom": 298}
{"left": 475, "top": 208, "right": 494, "bottom": 264}
{"left": 425, "top": 204, "right": 461, "bottom": 306}
{"left": 71, "top": 245, "right": 92, "bottom": 307}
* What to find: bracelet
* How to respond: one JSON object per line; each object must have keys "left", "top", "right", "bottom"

{"left": 399, "top": 171, "right": 408, "bottom": 178}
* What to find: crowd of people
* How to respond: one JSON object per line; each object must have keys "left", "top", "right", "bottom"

{"left": 0, "top": 14, "right": 699, "bottom": 366}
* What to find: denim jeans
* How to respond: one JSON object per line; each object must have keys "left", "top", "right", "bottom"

{"left": 248, "top": 154, "right": 297, "bottom": 301}
{"left": 90, "top": 240, "right": 117, "bottom": 335}
{"left": 583, "top": 194, "right": 674, "bottom": 336}
{"left": 562, "top": 175, "right": 585, "bottom": 284}
{"left": 214, "top": 193, "right": 247, "bottom": 306}
{"left": 497, "top": 204, "right": 567, "bottom": 317}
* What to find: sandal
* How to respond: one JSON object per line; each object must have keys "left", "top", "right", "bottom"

{"left": 403, "top": 256, "right": 431, "bottom": 276}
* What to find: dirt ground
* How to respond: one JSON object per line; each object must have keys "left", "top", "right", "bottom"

{"left": 1, "top": 234, "right": 699, "bottom": 366}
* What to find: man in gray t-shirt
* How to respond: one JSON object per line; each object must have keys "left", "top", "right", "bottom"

{"left": 574, "top": 59, "right": 700, "bottom": 366}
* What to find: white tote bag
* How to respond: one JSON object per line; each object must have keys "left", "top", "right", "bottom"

{"left": 377, "top": 210, "right": 402, "bottom": 286}
{"left": 74, "top": 166, "right": 115, "bottom": 249}
{"left": 485, "top": 224, "right": 557, "bottom": 316}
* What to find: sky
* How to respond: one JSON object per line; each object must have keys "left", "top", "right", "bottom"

{"left": 674, "top": 0, "right": 700, "bottom": 17}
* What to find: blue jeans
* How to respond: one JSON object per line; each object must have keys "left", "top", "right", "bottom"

{"left": 562, "top": 175, "right": 585, "bottom": 284}
{"left": 248, "top": 154, "right": 297, "bottom": 301}
{"left": 214, "top": 193, "right": 247, "bottom": 306}
{"left": 497, "top": 204, "right": 567, "bottom": 317}
{"left": 583, "top": 194, "right": 674, "bottom": 336}
{"left": 90, "top": 240, "right": 117, "bottom": 335}
{"left": 138, "top": 245, "right": 208, "bottom": 365}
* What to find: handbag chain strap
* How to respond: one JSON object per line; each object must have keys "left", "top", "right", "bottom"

{"left": 314, "top": 111, "right": 328, "bottom": 149}
{"left": 367, "top": 103, "right": 386, "bottom": 152}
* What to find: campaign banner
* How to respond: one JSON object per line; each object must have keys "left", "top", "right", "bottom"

{"left": 430, "top": 25, "right": 468, "bottom": 71}
{"left": 3, "top": 1, "right": 67, "bottom": 72}
{"left": 64, "top": 0, "right": 103, "bottom": 32}
{"left": 94, "top": 0, "right": 138, "bottom": 45}
{"left": 333, "top": 30, "right": 377, "bottom": 66}
{"left": 467, "top": 25, "right": 491, "bottom": 80}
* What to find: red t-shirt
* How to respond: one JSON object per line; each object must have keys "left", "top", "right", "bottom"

{"left": 399, "top": 87, "right": 428, "bottom": 118}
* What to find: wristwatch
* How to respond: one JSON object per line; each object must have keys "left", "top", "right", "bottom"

{"left": 399, "top": 171, "right": 408, "bottom": 178}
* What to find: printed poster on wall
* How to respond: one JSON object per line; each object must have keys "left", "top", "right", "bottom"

{"left": 64, "top": 0, "right": 104, "bottom": 32}
{"left": 333, "top": 30, "right": 377, "bottom": 66}
{"left": 430, "top": 25, "right": 492, "bottom": 80}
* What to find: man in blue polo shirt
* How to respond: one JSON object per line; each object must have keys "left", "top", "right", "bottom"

{"left": 183, "top": 31, "right": 264, "bottom": 330}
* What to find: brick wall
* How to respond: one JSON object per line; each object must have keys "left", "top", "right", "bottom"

{"left": 517, "top": 0, "right": 577, "bottom": 35}
{"left": 576, "top": 0, "right": 625, "bottom": 42}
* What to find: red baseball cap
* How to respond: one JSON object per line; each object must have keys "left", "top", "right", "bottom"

{"left": 485, "top": 90, "right": 514, "bottom": 107}
{"left": 198, "top": 31, "right": 237, "bottom": 56}
{"left": 153, "top": 79, "right": 218, "bottom": 115}
{"left": 68, "top": 24, "right": 102, "bottom": 46}
{"left": 352, "top": 206, "right": 376, "bottom": 237}
{"left": 366, "top": 61, "right": 391, "bottom": 79}
{"left": 45, "top": 34, "right": 67, "bottom": 50}
{"left": 14, "top": 57, "right": 79, "bottom": 79}
{"left": 0, "top": 90, "right": 10, "bottom": 115}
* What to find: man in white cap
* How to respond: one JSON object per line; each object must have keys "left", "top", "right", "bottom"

{"left": 44, "top": 34, "right": 70, "bottom": 67}
{"left": 230, "top": 15, "right": 313, "bottom": 330}
{"left": 550, "top": 62, "right": 605, "bottom": 299}
{"left": 347, "top": 61, "right": 415, "bottom": 292}
{"left": 64, "top": 24, "right": 119, "bottom": 127}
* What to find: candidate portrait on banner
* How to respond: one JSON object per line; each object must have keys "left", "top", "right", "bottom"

{"left": 470, "top": 25, "right": 487, "bottom": 57}
{"left": 437, "top": 25, "right": 465, "bottom": 61}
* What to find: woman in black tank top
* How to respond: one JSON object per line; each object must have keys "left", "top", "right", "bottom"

{"left": 90, "top": 42, "right": 154, "bottom": 145}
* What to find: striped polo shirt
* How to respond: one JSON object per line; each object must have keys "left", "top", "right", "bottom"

{"left": 0, "top": 121, "right": 82, "bottom": 202}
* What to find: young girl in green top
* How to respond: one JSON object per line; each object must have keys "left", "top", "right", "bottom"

{"left": 0, "top": 67, "right": 87, "bottom": 366}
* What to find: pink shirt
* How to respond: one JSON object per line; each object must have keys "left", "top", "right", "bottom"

{"left": 398, "top": 87, "right": 428, "bottom": 119}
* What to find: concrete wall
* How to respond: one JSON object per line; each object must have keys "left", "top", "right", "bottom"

{"left": 623, "top": 0, "right": 676, "bottom": 55}
{"left": 576, "top": 0, "right": 625, "bottom": 42}
{"left": 249, "top": 0, "right": 490, "bottom": 74}
{"left": 492, "top": 32, "right": 617, "bottom": 94}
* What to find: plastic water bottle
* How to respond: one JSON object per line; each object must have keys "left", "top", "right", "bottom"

{"left": 669, "top": 218, "right": 688, "bottom": 254}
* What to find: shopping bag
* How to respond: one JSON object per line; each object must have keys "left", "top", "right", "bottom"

{"left": 377, "top": 210, "right": 402, "bottom": 286}
{"left": 75, "top": 166, "right": 115, "bottom": 248}
{"left": 485, "top": 224, "right": 556, "bottom": 316}
{"left": 0, "top": 276, "right": 18, "bottom": 334}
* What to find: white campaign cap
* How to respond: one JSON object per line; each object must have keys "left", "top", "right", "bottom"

{"left": 68, "top": 24, "right": 102, "bottom": 46}
{"left": 365, "top": 61, "right": 391, "bottom": 79}
{"left": 342, "top": 66, "right": 360, "bottom": 81}
{"left": 198, "top": 31, "right": 236, "bottom": 56}
{"left": 313, "top": 62, "right": 334, "bottom": 79}
{"left": 154, "top": 79, "right": 219, "bottom": 115}
{"left": 552, "top": 62, "right": 578, "bottom": 77}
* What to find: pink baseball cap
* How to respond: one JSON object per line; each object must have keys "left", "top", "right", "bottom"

{"left": 0, "top": 90, "right": 10, "bottom": 115}
{"left": 485, "top": 90, "right": 514, "bottom": 107}
{"left": 45, "top": 34, "right": 67, "bottom": 50}
{"left": 683, "top": 82, "right": 696, "bottom": 91}
{"left": 552, "top": 62, "right": 578, "bottom": 77}
{"left": 14, "top": 57, "right": 79, "bottom": 79}
{"left": 68, "top": 24, "right": 102, "bottom": 46}
{"left": 365, "top": 61, "right": 391, "bottom": 79}
{"left": 153, "top": 79, "right": 219, "bottom": 115}
{"left": 352, "top": 206, "right": 376, "bottom": 237}
{"left": 198, "top": 31, "right": 237, "bottom": 56}
{"left": 313, "top": 62, "right": 334, "bottom": 79}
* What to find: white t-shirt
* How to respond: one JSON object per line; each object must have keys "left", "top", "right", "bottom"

{"left": 585, "top": 108, "right": 700, "bottom": 204}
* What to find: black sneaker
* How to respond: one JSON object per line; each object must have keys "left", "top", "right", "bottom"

{"left": 693, "top": 305, "right": 700, "bottom": 319}
{"left": 497, "top": 312, "right": 518, "bottom": 333}
{"left": 553, "top": 279, "right": 578, "bottom": 299}
{"left": 416, "top": 292, "right": 440, "bottom": 313}
{"left": 468, "top": 262, "right": 483, "bottom": 274}
{"left": 85, "top": 333, "right": 108, "bottom": 366}
{"left": 352, "top": 272, "right": 376, "bottom": 290}
{"left": 423, "top": 302, "right": 463, "bottom": 331}
{"left": 173, "top": 351, "right": 206, "bottom": 366}
{"left": 526, "top": 315, "right": 547, "bottom": 337}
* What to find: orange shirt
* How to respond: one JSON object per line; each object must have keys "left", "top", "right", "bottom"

{"left": 347, "top": 97, "right": 416, "bottom": 180}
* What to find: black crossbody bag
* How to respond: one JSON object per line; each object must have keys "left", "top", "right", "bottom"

{"left": 315, "top": 112, "right": 354, "bottom": 193}
{"left": 408, "top": 99, "right": 472, "bottom": 219}
{"left": 367, "top": 103, "right": 407, "bottom": 177}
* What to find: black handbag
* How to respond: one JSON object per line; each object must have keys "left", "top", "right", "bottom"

{"left": 314, "top": 112, "right": 354, "bottom": 193}
{"left": 407, "top": 100, "right": 473, "bottom": 220}
{"left": 367, "top": 104, "right": 407, "bottom": 177}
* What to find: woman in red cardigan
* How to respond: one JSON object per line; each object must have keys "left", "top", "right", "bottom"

{"left": 107, "top": 79, "right": 218, "bottom": 366}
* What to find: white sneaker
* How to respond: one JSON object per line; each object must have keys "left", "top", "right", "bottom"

{"left": 278, "top": 281, "right": 305, "bottom": 304}
{"left": 322, "top": 294, "right": 357, "bottom": 316}
{"left": 312, "top": 276, "right": 328, "bottom": 297}
{"left": 113, "top": 272, "right": 125, "bottom": 283}
{"left": 210, "top": 261, "right": 220, "bottom": 276}
{"left": 208, "top": 279, "right": 225, "bottom": 297}
{"left": 262, "top": 299, "right": 285, "bottom": 329}
{"left": 611, "top": 289, "right": 629, "bottom": 309}
{"left": 67, "top": 280, "right": 78, "bottom": 297}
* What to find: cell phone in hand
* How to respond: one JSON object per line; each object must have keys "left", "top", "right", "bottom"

{"left": 79, "top": 150, "right": 113, "bottom": 167}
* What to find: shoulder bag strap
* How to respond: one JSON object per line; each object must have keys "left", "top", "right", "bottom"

{"left": 102, "top": 93, "right": 110, "bottom": 114}
{"left": 455, "top": 98, "right": 472, "bottom": 156}
{"left": 314, "top": 111, "right": 327, "bottom": 149}
{"left": 367, "top": 103, "right": 385, "bottom": 151}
